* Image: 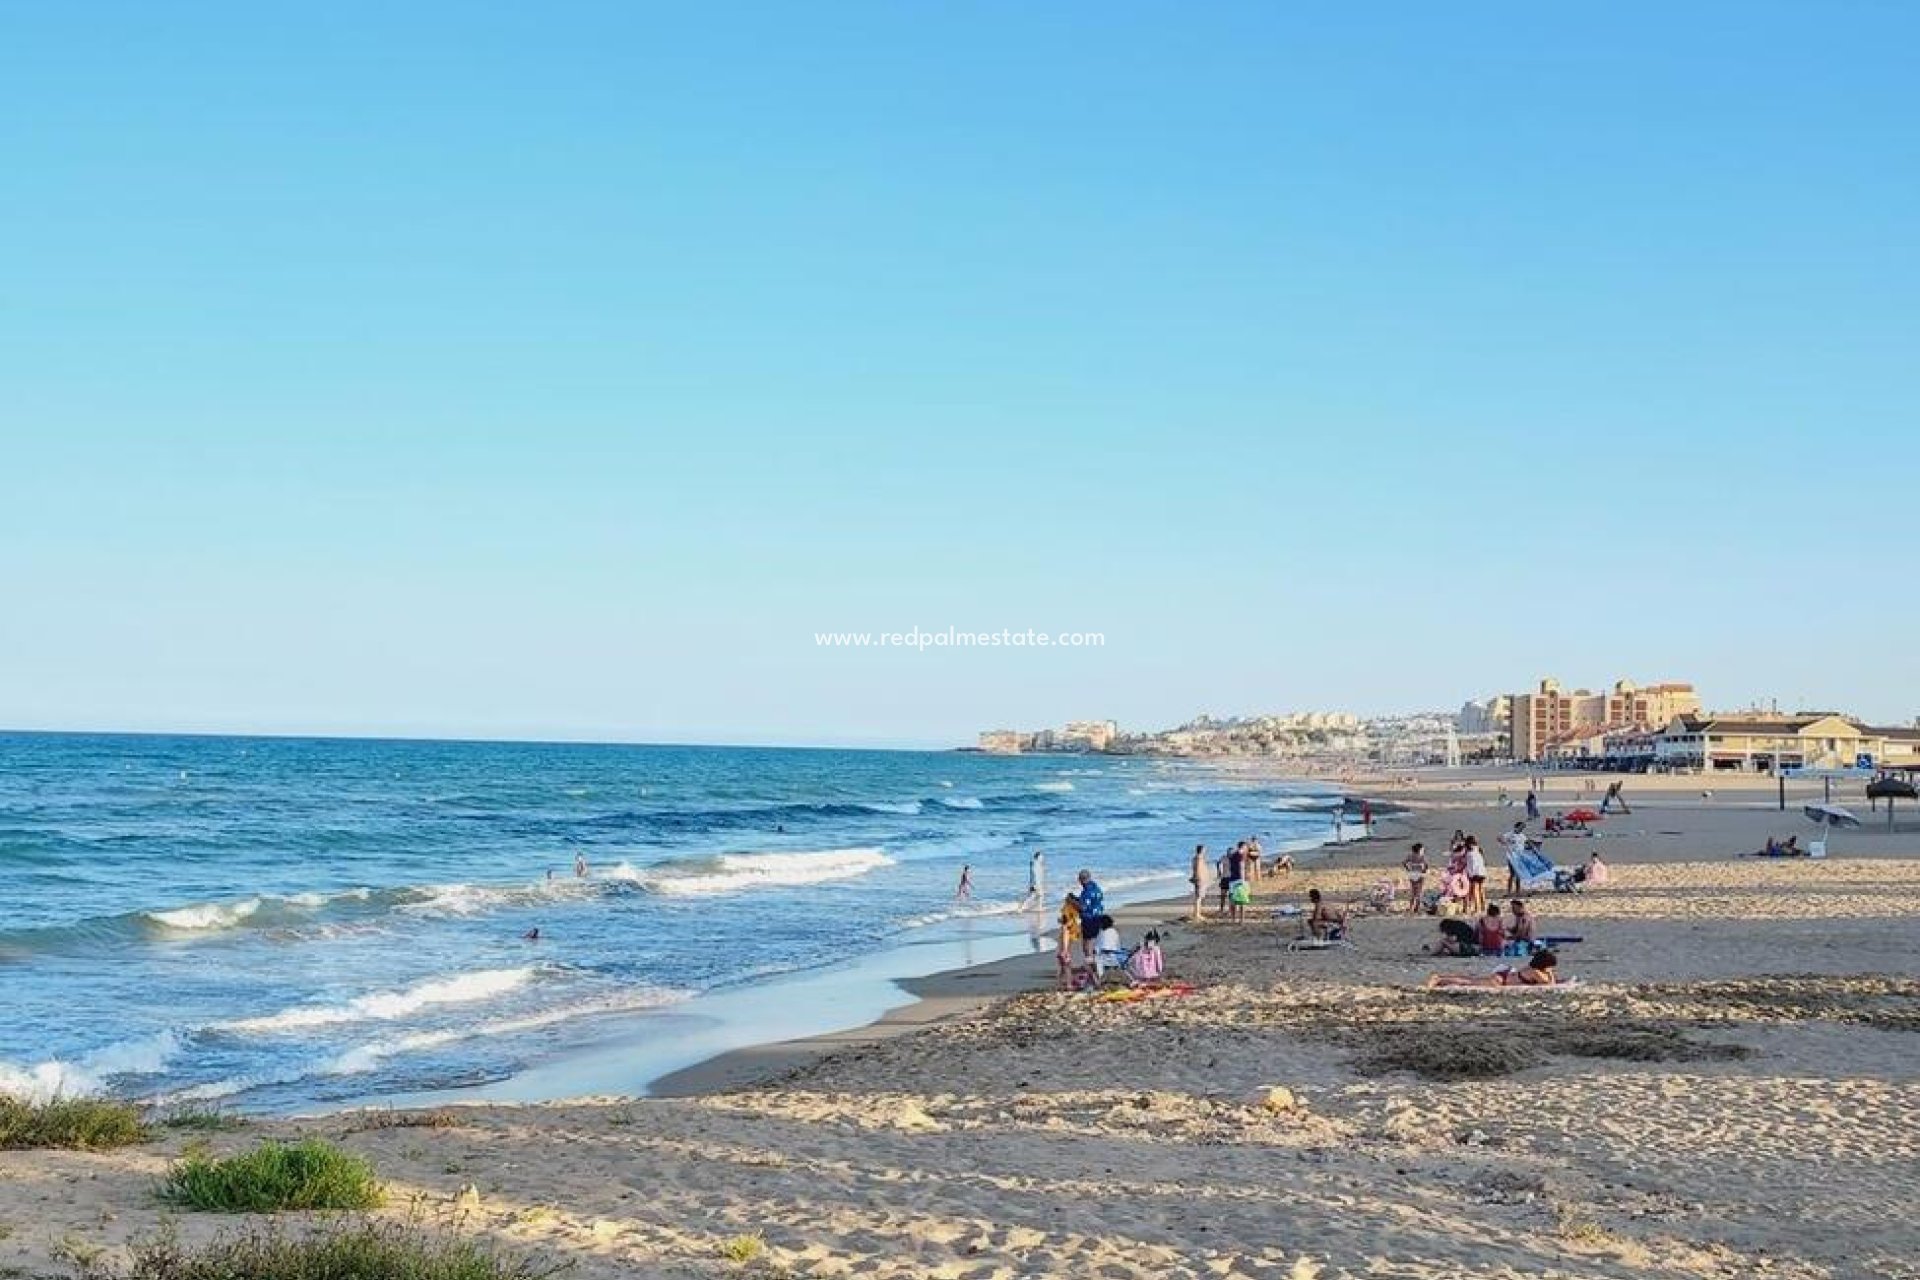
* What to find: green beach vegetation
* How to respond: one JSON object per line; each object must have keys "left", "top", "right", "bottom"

{"left": 0, "top": 1095, "right": 149, "bottom": 1150}
{"left": 106, "top": 1223, "right": 562, "bottom": 1280}
{"left": 159, "top": 1139, "right": 383, "bottom": 1212}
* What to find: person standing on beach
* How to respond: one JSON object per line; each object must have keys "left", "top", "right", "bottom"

{"left": 1075, "top": 869, "right": 1105, "bottom": 962}
{"left": 1464, "top": 837, "right": 1488, "bottom": 913}
{"left": 1526, "top": 788, "right": 1540, "bottom": 821}
{"left": 1056, "top": 892, "right": 1083, "bottom": 988}
{"left": 1028, "top": 850, "right": 1045, "bottom": 905}
{"left": 1216, "top": 849, "right": 1234, "bottom": 915}
{"left": 956, "top": 864, "right": 973, "bottom": 902}
{"left": 1189, "top": 844, "right": 1208, "bottom": 920}
{"left": 1362, "top": 801, "right": 1374, "bottom": 837}
{"left": 1333, "top": 809, "right": 1345, "bottom": 843}
{"left": 1402, "top": 842, "right": 1430, "bottom": 915}
{"left": 1502, "top": 821, "right": 1530, "bottom": 895}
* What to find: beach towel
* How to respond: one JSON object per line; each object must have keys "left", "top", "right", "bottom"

{"left": 1095, "top": 982, "right": 1197, "bottom": 1002}
{"left": 1507, "top": 846, "right": 1558, "bottom": 890}
{"left": 1428, "top": 977, "right": 1585, "bottom": 994}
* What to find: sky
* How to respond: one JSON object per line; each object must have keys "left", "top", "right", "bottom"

{"left": 1, "top": 3, "right": 1915, "bottom": 747}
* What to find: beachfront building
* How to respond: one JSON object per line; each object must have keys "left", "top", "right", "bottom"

{"left": 1510, "top": 678, "right": 1700, "bottom": 761}
{"left": 1654, "top": 714, "right": 1920, "bottom": 773}
{"left": 976, "top": 730, "right": 1025, "bottom": 754}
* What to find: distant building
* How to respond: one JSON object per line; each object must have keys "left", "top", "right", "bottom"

{"left": 1655, "top": 715, "right": 1920, "bottom": 772}
{"left": 1456, "top": 695, "right": 1512, "bottom": 736}
{"left": 1059, "top": 720, "right": 1118, "bottom": 752}
{"left": 1510, "top": 678, "right": 1699, "bottom": 762}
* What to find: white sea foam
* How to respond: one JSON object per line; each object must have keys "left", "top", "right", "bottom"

{"left": 938, "top": 796, "right": 985, "bottom": 810}
{"left": 861, "top": 801, "right": 923, "bottom": 815}
{"left": 619, "top": 847, "right": 894, "bottom": 896}
{"left": 222, "top": 968, "right": 538, "bottom": 1035}
{"left": 320, "top": 986, "right": 690, "bottom": 1077}
{"left": 0, "top": 1030, "right": 184, "bottom": 1102}
{"left": 1033, "top": 781, "right": 1075, "bottom": 793}
{"left": 148, "top": 899, "right": 263, "bottom": 931}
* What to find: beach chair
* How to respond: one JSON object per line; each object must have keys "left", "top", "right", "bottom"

{"left": 1357, "top": 878, "right": 1399, "bottom": 914}
{"left": 1287, "top": 917, "right": 1354, "bottom": 953}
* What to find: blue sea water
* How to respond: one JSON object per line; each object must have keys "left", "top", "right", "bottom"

{"left": 0, "top": 734, "right": 1337, "bottom": 1111}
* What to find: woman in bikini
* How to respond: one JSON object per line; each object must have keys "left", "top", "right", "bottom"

{"left": 1425, "top": 949, "right": 1559, "bottom": 989}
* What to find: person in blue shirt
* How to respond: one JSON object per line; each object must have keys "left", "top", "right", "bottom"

{"left": 1075, "top": 868, "right": 1105, "bottom": 963}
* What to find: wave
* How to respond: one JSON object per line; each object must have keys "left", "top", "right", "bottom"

{"left": 0, "top": 1030, "right": 184, "bottom": 1102}
{"left": 1033, "top": 781, "right": 1075, "bottom": 793}
{"left": 860, "top": 801, "right": 923, "bottom": 815}
{"left": 611, "top": 847, "right": 893, "bottom": 896}
{"left": 320, "top": 985, "right": 687, "bottom": 1077}
{"left": 220, "top": 968, "right": 539, "bottom": 1035}
{"left": 937, "top": 796, "right": 985, "bottom": 810}
{"left": 154, "top": 986, "right": 691, "bottom": 1104}
{"left": 148, "top": 899, "right": 263, "bottom": 931}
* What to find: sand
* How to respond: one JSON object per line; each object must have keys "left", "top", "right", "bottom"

{"left": 4, "top": 770, "right": 1918, "bottom": 1280}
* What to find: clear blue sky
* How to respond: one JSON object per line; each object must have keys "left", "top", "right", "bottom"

{"left": 2, "top": 3, "right": 1914, "bottom": 746}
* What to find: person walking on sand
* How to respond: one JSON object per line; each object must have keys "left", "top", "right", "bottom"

{"left": 956, "top": 864, "right": 973, "bottom": 902}
{"left": 1188, "top": 843, "right": 1208, "bottom": 920}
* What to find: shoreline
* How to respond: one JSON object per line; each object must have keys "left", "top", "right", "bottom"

{"left": 11, "top": 766, "right": 1919, "bottom": 1278}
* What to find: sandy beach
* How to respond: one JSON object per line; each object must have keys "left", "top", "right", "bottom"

{"left": 6, "top": 770, "right": 1917, "bottom": 1280}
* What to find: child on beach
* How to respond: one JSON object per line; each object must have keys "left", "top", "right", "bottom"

{"left": 1056, "top": 893, "right": 1083, "bottom": 989}
{"left": 1402, "top": 842, "right": 1430, "bottom": 915}
{"left": 1126, "top": 930, "right": 1165, "bottom": 983}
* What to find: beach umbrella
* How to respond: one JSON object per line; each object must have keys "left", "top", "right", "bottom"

{"left": 1866, "top": 776, "right": 1916, "bottom": 828}
{"left": 1803, "top": 803, "right": 1860, "bottom": 827}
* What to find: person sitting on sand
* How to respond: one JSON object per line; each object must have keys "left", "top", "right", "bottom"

{"left": 1508, "top": 898, "right": 1536, "bottom": 947}
{"left": 1426, "top": 949, "right": 1560, "bottom": 988}
{"left": 1475, "top": 905, "right": 1506, "bottom": 955}
{"left": 1582, "top": 851, "right": 1610, "bottom": 886}
{"left": 1424, "top": 915, "right": 1479, "bottom": 956}
{"left": 1754, "top": 835, "right": 1804, "bottom": 858}
{"left": 1126, "top": 929, "right": 1165, "bottom": 983}
{"left": 1306, "top": 888, "right": 1347, "bottom": 940}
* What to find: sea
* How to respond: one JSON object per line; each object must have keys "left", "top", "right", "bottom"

{"left": 0, "top": 733, "right": 1340, "bottom": 1112}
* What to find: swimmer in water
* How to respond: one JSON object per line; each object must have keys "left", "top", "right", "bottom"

{"left": 522, "top": 927, "right": 541, "bottom": 942}
{"left": 574, "top": 854, "right": 589, "bottom": 878}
